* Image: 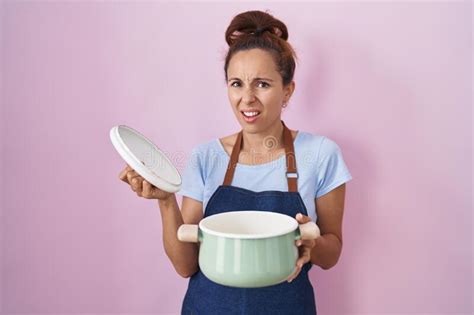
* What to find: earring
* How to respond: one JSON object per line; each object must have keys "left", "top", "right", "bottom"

{"left": 282, "top": 102, "right": 288, "bottom": 108}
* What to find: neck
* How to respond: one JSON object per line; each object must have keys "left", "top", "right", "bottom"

{"left": 241, "top": 120, "right": 285, "bottom": 153}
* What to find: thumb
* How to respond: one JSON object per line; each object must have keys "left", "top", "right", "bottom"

{"left": 296, "top": 213, "right": 311, "bottom": 223}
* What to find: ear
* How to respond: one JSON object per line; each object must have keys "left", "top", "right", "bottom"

{"left": 284, "top": 81, "right": 296, "bottom": 102}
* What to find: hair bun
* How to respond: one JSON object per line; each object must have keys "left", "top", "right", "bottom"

{"left": 225, "top": 10, "right": 288, "bottom": 46}
{"left": 254, "top": 27, "right": 266, "bottom": 36}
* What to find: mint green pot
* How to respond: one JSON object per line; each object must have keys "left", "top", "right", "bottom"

{"left": 177, "top": 211, "right": 320, "bottom": 288}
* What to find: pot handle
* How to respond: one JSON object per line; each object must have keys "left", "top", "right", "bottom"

{"left": 295, "top": 221, "right": 321, "bottom": 240}
{"left": 177, "top": 224, "right": 200, "bottom": 243}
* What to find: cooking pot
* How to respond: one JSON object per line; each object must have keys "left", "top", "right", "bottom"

{"left": 177, "top": 210, "right": 320, "bottom": 288}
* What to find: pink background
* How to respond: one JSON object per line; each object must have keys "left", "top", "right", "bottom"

{"left": 1, "top": 1, "right": 472, "bottom": 314}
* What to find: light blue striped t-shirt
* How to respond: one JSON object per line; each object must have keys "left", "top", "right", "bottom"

{"left": 177, "top": 131, "right": 353, "bottom": 222}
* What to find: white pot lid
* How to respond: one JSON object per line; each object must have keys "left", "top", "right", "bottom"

{"left": 110, "top": 125, "right": 182, "bottom": 193}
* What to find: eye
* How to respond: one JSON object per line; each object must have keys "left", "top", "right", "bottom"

{"left": 229, "top": 81, "right": 270, "bottom": 88}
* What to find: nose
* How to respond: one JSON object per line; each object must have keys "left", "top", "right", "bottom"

{"left": 241, "top": 86, "right": 256, "bottom": 104}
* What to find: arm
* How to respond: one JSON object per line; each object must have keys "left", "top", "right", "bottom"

{"left": 310, "top": 183, "right": 346, "bottom": 270}
{"left": 158, "top": 194, "right": 203, "bottom": 278}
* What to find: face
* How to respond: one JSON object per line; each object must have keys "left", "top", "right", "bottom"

{"left": 226, "top": 48, "right": 295, "bottom": 133}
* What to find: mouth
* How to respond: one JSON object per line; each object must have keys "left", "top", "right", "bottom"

{"left": 241, "top": 110, "right": 261, "bottom": 123}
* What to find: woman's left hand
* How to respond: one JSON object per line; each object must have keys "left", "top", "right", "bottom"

{"left": 286, "top": 213, "right": 316, "bottom": 283}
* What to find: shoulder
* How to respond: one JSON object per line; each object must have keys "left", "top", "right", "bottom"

{"left": 296, "top": 130, "right": 324, "bottom": 144}
{"left": 190, "top": 138, "right": 221, "bottom": 157}
{"left": 188, "top": 137, "right": 227, "bottom": 169}
{"left": 297, "top": 130, "right": 341, "bottom": 147}
{"left": 296, "top": 131, "right": 343, "bottom": 162}
{"left": 317, "top": 136, "right": 343, "bottom": 156}
{"left": 295, "top": 130, "right": 325, "bottom": 152}
{"left": 219, "top": 133, "right": 239, "bottom": 156}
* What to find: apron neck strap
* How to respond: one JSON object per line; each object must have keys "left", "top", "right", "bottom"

{"left": 223, "top": 120, "right": 298, "bottom": 192}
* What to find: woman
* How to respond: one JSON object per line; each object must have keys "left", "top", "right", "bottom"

{"left": 119, "top": 10, "right": 352, "bottom": 315}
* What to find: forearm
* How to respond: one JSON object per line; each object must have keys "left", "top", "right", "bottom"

{"left": 158, "top": 194, "right": 199, "bottom": 278}
{"left": 310, "top": 233, "right": 342, "bottom": 270}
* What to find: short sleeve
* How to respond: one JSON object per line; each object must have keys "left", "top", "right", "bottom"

{"left": 315, "top": 137, "right": 353, "bottom": 198}
{"left": 177, "top": 147, "right": 205, "bottom": 202}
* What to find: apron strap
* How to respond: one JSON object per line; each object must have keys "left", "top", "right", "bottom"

{"left": 223, "top": 120, "right": 298, "bottom": 192}
{"left": 223, "top": 128, "right": 243, "bottom": 187}
{"left": 282, "top": 120, "right": 298, "bottom": 192}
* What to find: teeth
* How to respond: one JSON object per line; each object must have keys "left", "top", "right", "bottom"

{"left": 243, "top": 111, "right": 259, "bottom": 117}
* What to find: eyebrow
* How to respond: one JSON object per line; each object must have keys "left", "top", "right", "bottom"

{"left": 228, "top": 77, "right": 275, "bottom": 82}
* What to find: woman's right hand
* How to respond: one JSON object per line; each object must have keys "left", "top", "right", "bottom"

{"left": 118, "top": 164, "right": 173, "bottom": 201}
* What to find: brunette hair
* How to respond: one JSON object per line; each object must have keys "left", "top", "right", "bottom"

{"left": 224, "top": 10, "right": 298, "bottom": 87}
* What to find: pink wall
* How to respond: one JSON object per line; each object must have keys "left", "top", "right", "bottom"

{"left": 1, "top": 1, "right": 472, "bottom": 314}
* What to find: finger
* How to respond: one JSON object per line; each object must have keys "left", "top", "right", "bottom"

{"left": 287, "top": 264, "right": 301, "bottom": 283}
{"left": 126, "top": 171, "right": 140, "bottom": 186}
{"left": 119, "top": 168, "right": 130, "bottom": 183}
{"left": 296, "top": 239, "right": 315, "bottom": 248}
{"left": 299, "top": 243, "right": 313, "bottom": 264}
{"left": 119, "top": 166, "right": 136, "bottom": 181}
{"left": 295, "top": 213, "right": 311, "bottom": 223}
{"left": 128, "top": 174, "right": 141, "bottom": 191}
{"left": 142, "top": 180, "right": 153, "bottom": 198}
{"left": 131, "top": 176, "right": 144, "bottom": 194}
{"left": 296, "top": 253, "right": 310, "bottom": 270}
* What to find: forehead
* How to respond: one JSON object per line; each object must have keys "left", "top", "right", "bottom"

{"left": 227, "top": 49, "right": 279, "bottom": 79}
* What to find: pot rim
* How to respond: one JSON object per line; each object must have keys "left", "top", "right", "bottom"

{"left": 199, "top": 210, "right": 298, "bottom": 239}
